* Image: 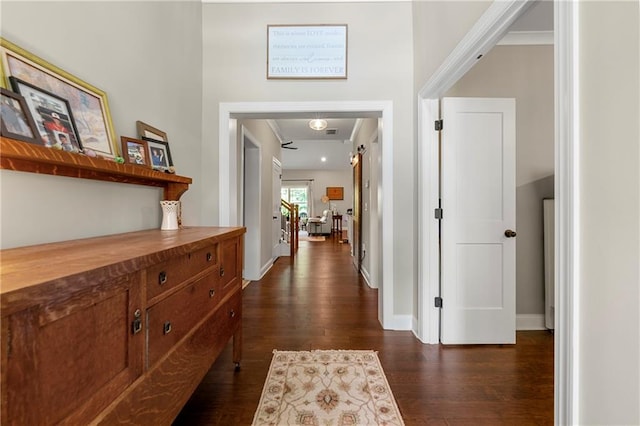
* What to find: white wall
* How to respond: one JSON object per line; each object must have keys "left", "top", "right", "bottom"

{"left": 413, "top": 1, "right": 492, "bottom": 93}
{"left": 446, "top": 45, "right": 554, "bottom": 186}
{"left": 202, "top": 2, "right": 416, "bottom": 314}
{"left": 240, "top": 119, "right": 281, "bottom": 273}
{"left": 0, "top": 1, "right": 203, "bottom": 249}
{"left": 578, "top": 1, "right": 639, "bottom": 423}
{"left": 352, "top": 118, "right": 379, "bottom": 286}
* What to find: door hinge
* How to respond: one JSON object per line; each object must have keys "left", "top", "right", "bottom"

{"left": 434, "top": 297, "right": 443, "bottom": 308}
{"left": 434, "top": 208, "right": 443, "bottom": 219}
{"left": 434, "top": 119, "right": 443, "bottom": 131}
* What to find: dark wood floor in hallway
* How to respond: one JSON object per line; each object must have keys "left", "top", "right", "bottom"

{"left": 173, "top": 236, "right": 554, "bottom": 425}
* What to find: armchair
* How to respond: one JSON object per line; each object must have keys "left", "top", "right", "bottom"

{"left": 307, "top": 210, "right": 332, "bottom": 235}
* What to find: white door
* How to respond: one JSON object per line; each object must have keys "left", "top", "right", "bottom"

{"left": 272, "top": 158, "right": 282, "bottom": 259}
{"left": 441, "top": 97, "right": 516, "bottom": 344}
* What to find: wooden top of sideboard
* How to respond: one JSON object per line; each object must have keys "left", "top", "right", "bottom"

{"left": 0, "top": 227, "right": 245, "bottom": 315}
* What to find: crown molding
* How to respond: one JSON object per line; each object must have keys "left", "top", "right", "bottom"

{"left": 203, "top": 0, "right": 409, "bottom": 3}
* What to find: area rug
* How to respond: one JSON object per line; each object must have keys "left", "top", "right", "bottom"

{"left": 252, "top": 350, "right": 405, "bottom": 426}
{"left": 299, "top": 235, "right": 326, "bottom": 242}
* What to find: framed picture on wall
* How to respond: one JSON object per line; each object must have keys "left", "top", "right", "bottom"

{"left": 326, "top": 186, "right": 344, "bottom": 200}
{"left": 267, "top": 24, "right": 348, "bottom": 79}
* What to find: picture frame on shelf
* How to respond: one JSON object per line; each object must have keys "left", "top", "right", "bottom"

{"left": 10, "top": 77, "right": 82, "bottom": 153}
{"left": 143, "top": 136, "right": 173, "bottom": 172}
{"left": 121, "top": 136, "right": 150, "bottom": 167}
{"left": 136, "top": 120, "right": 167, "bottom": 142}
{"left": 0, "top": 87, "right": 43, "bottom": 145}
{"left": 0, "top": 37, "right": 118, "bottom": 158}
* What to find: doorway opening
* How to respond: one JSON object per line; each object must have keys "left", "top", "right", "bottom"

{"left": 417, "top": 0, "right": 578, "bottom": 422}
{"left": 218, "top": 101, "right": 400, "bottom": 329}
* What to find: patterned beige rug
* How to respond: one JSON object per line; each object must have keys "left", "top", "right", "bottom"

{"left": 252, "top": 350, "right": 405, "bottom": 426}
{"left": 299, "top": 235, "right": 326, "bottom": 242}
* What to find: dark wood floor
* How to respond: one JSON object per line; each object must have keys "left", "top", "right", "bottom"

{"left": 174, "top": 236, "right": 554, "bottom": 425}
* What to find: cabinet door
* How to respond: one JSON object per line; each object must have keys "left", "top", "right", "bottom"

{"left": 220, "top": 236, "right": 242, "bottom": 295}
{"left": 3, "top": 274, "right": 144, "bottom": 425}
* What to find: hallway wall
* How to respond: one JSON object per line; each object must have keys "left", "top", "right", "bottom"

{"left": 240, "top": 119, "right": 282, "bottom": 274}
{"left": 201, "top": 2, "right": 416, "bottom": 316}
{"left": 577, "top": 2, "right": 639, "bottom": 422}
{"left": 0, "top": 1, "right": 203, "bottom": 249}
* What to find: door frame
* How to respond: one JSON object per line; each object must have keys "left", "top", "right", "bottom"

{"left": 218, "top": 101, "right": 398, "bottom": 329}
{"left": 241, "top": 126, "right": 262, "bottom": 280}
{"left": 416, "top": 0, "right": 579, "bottom": 423}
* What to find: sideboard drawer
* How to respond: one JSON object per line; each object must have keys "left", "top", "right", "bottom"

{"left": 146, "top": 271, "right": 222, "bottom": 368}
{"left": 146, "top": 243, "right": 218, "bottom": 301}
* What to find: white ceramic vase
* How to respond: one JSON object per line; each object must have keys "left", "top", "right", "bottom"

{"left": 160, "top": 200, "right": 180, "bottom": 230}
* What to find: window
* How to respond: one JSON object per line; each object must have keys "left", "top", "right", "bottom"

{"left": 281, "top": 186, "right": 308, "bottom": 216}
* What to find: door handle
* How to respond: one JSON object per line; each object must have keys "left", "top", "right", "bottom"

{"left": 504, "top": 229, "right": 517, "bottom": 238}
{"left": 273, "top": 216, "right": 278, "bottom": 220}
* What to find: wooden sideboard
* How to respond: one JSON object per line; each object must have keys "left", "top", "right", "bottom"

{"left": 0, "top": 226, "right": 245, "bottom": 425}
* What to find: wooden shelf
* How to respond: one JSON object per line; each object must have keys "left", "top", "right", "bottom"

{"left": 0, "top": 136, "right": 191, "bottom": 200}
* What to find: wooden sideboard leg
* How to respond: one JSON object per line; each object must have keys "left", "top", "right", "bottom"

{"left": 233, "top": 325, "right": 242, "bottom": 371}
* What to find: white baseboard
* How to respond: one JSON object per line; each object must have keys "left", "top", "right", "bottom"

{"left": 258, "top": 260, "right": 274, "bottom": 280}
{"left": 385, "top": 314, "right": 413, "bottom": 331}
{"left": 360, "top": 266, "right": 377, "bottom": 289}
{"left": 516, "top": 314, "right": 547, "bottom": 330}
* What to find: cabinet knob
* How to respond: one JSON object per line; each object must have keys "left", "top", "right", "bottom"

{"left": 209, "top": 289, "right": 215, "bottom": 298}
{"left": 158, "top": 271, "right": 168, "bottom": 285}
{"left": 131, "top": 309, "right": 142, "bottom": 335}
{"left": 163, "top": 321, "right": 172, "bottom": 335}
{"left": 206, "top": 252, "right": 213, "bottom": 262}
{"left": 229, "top": 309, "right": 236, "bottom": 318}
{"left": 132, "top": 319, "right": 142, "bottom": 335}
{"left": 220, "top": 267, "right": 225, "bottom": 277}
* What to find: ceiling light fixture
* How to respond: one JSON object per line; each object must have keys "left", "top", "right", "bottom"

{"left": 309, "top": 118, "right": 328, "bottom": 131}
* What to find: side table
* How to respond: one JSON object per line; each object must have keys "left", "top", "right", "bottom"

{"left": 332, "top": 215, "right": 343, "bottom": 237}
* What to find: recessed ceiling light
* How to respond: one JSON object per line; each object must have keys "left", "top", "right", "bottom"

{"left": 309, "top": 119, "right": 328, "bottom": 131}
{"left": 321, "top": 157, "right": 327, "bottom": 162}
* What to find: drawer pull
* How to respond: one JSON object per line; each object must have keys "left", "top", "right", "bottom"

{"left": 209, "top": 289, "right": 215, "bottom": 298}
{"left": 229, "top": 309, "right": 236, "bottom": 318}
{"left": 163, "top": 321, "right": 172, "bottom": 335}
{"left": 220, "top": 267, "right": 225, "bottom": 277}
{"left": 158, "top": 271, "right": 167, "bottom": 285}
{"left": 131, "top": 309, "right": 142, "bottom": 335}
{"left": 206, "top": 252, "right": 213, "bottom": 262}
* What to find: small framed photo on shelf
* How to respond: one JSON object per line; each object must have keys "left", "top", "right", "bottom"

{"left": 9, "top": 76, "right": 82, "bottom": 153}
{"left": 143, "top": 136, "right": 173, "bottom": 172}
{"left": 0, "top": 88, "right": 43, "bottom": 145}
{"left": 136, "top": 120, "right": 167, "bottom": 142}
{"left": 121, "top": 136, "right": 150, "bottom": 167}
